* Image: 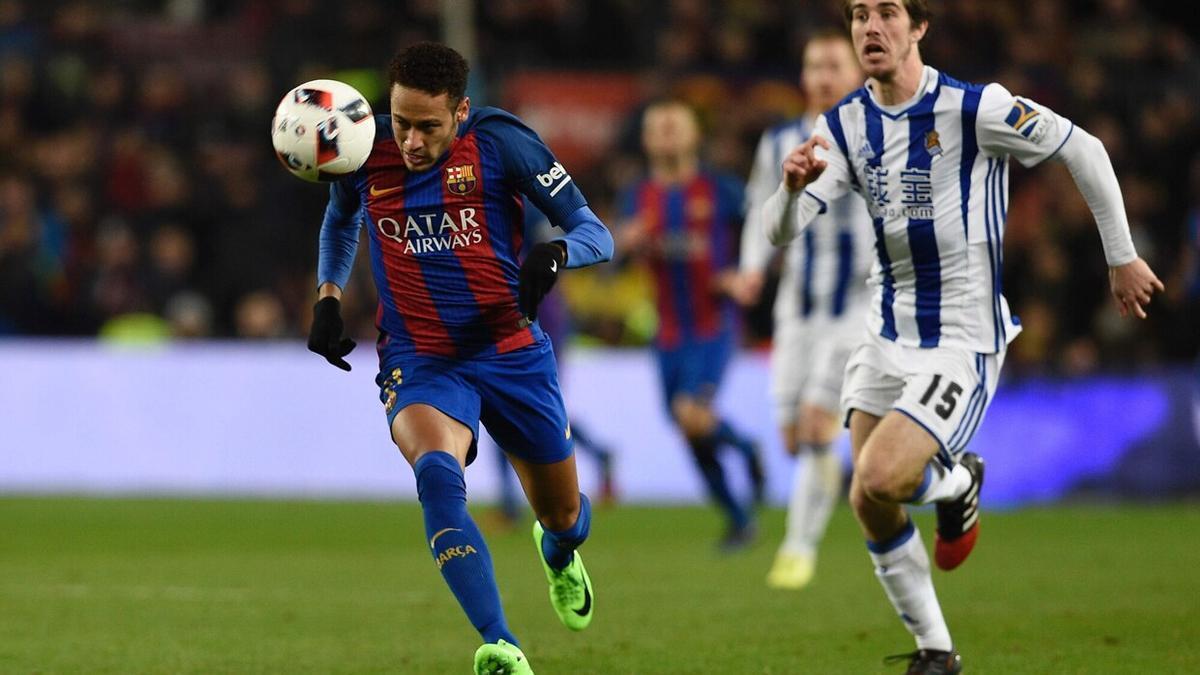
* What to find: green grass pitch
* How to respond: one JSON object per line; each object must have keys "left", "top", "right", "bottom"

{"left": 2, "top": 497, "right": 1198, "bottom": 673}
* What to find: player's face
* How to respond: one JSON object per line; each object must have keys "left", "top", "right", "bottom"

{"left": 390, "top": 85, "right": 470, "bottom": 172}
{"left": 801, "top": 38, "right": 863, "bottom": 113}
{"left": 848, "top": 0, "right": 927, "bottom": 81}
{"left": 641, "top": 104, "right": 700, "bottom": 162}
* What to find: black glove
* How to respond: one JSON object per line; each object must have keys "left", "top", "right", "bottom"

{"left": 307, "top": 296, "right": 356, "bottom": 371}
{"left": 518, "top": 242, "right": 566, "bottom": 322}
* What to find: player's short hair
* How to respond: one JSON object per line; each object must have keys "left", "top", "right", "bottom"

{"left": 642, "top": 97, "right": 702, "bottom": 129}
{"left": 808, "top": 27, "right": 852, "bottom": 44}
{"left": 841, "top": 0, "right": 932, "bottom": 30}
{"left": 806, "top": 27, "right": 854, "bottom": 50}
{"left": 388, "top": 42, "right": 469, "bottom": 104}
{"left": 644, "top": 97, "right": 696, "bottom": 116}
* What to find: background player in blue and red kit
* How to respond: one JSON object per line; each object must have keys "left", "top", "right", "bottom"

{"left": 306, "top": 43, "right": 613, "bottom": 675}
{"left": 617, "top": 100, "right": 764, "bottom": 551}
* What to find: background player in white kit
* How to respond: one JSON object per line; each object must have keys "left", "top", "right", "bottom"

{"left": 762, "top": 1, "right": 1165, "bottom": 672}
{"left": 740, "top": 31, "right": 874, "bottom": 590}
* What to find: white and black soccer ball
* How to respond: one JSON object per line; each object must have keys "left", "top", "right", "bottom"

{"left": 271, "top": 79, "right": 376, "bottom": 182}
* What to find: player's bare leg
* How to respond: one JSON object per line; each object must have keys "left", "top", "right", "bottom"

{"left": 392, "top": 403, "right": 475, "bottom": 467}
{"left": 670, "top": 396, "right": 759, "bottom": 550}
{"left": 506, "top": 453, "right": 581, "bottom": 533}
{"left": 850, "top": 410, "right": 967, "bottom": 668}
{"left": 507, "top": 453, "right": 594, "bottom": 632}
{"left": 391, "top": 405, "right": 528, "bottom": 671}
{"left": 855, "top": 408, "right": 985, "bottom": 570}
{"left": 769, "top": 403, "right": 842, "bottom": 589}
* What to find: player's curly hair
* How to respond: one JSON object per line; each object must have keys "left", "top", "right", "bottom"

{"left": 388, "top": 42, "right": 469, "bottom": 103}
{"left": 841, "top": 0, "right": 932, "bottom": 30}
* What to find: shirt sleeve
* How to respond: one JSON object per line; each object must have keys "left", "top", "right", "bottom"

{"left": 317, "top": 179, "right": 362, "bottom": 290}
{"left": 741, "top": 132, "right": 779, "bottom": 273}
{"left": 802, "top": 113, "right": 855, "bottom": 205}
{"left": 717, "top": 173, "right": 746, "bottom": 271}
{"left": 555, "top": 205, "right": 614, "bottom": 268}
{"left": 976, "top": 83, "right": 1075, "bottom": 168}
{"left": 617, "top": 184, "right": 640, "bottom": 219}
{"left": 477, "top": 112, "right": 588, "bottom": 226}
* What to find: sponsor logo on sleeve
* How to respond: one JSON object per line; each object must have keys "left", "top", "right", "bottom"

{"left": 536, "top": 161, "right": 573, "bottom": 197}
{"left": 1005, "top": 98, "right": 1048, "bottom": 143}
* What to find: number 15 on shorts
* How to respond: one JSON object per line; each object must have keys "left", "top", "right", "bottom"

{"left": 919, "top": 374, "right": 963, "bottom": 421}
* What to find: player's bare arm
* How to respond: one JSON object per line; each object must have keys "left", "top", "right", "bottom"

{"left": 614, "top": 217, "right": 650, "bottom": 257}
{"left": 317, "top": 282, "right": 342, "bottom": 300}
{"left": 712, "top": 269, "right": 757, "bottom": 307}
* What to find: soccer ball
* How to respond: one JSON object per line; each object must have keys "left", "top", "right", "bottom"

{"left": 271, "top": 79, "right": 376, "bottom": 182}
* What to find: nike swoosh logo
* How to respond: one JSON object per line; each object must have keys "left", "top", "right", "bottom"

{"left": 369, "top": 184, "right": 403, "bottom": 197}
{"left": 429, "top": 527, "right": 462, "bottom": 549}
{"left": 549, "top": 260, "right": 558, "bottom": 273}
{"left": 573, "top": 582, "right": 592, "bottom": 617}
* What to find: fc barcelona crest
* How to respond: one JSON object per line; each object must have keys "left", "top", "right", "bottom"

{"left": 445, "top": 164, "right": 477, "bottom": 195}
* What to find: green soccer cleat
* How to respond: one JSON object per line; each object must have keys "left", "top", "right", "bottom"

{"left": 533, "top": 520, "right": 594, "bottom": 631}
{"left": 473, "top": 639, "right": 533, "bottom": 675}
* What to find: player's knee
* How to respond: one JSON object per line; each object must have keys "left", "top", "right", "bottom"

{"left": 855, "top": 454, "right": 911, "bottom": 504}
{"left": 674, "top": 408, "right": 706, "bottom": 440}
{"left": 848, "top": 476, "right": 876, "bottom": 518}
{"left": 537, "top": 501, "right": 581, "bottom": 532}
{"left": 797, "top": 405, "right": 839, "bottom": 445}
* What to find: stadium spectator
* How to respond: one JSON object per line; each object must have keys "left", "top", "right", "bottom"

{"left": 0, "top": 0, "right": 1194, "bottom": 369}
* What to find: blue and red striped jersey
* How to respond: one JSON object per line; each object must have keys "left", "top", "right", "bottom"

{"left": 621, "top": 171, "right": 745, "bottom": 349}
{"left": 322, "top": 107, "right": 589, "bottom": 359}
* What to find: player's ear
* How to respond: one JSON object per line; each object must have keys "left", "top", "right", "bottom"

{"left": 910, "top": 19, "right": 928, "bottom": 44}
{"left": 456, "top": 96, "right": 470, "bottom": 123}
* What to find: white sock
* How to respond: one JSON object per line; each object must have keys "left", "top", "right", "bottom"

{"left": 910, "top": 461, "right": 971, "bottom": 505}
{"left": 780, "top": 444, "right": 841, "bottom": 558}
{"left": 868, "top": 521, "right": 953, "bottom": 652}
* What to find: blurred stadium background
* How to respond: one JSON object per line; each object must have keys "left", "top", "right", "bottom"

{"left": 2, "top": 1, "right": 1199, "bottom": 672}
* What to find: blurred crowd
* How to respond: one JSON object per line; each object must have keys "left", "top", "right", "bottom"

{"left": 1, "top": 0, "right": 1197, "bottom": 373}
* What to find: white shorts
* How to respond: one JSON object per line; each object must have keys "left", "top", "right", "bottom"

{"left": 841, "top": 330, "right": 1004, "bottom": 467}
{"left": 770, "top": 318, "right": 860, "bottom": 425}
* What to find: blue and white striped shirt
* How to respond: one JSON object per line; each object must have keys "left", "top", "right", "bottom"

{"left": 804, "top": 66, "right": 1074, "bottom": 353}
{"left": 742, "top": 115, "right": 874, "bottom": 327}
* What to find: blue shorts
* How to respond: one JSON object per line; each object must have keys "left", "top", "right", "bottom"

{"left": 376, "top": 337, "right": 573, "bottom": 466}
{"left": 654, "top": 334, "right": 733, "bottom": 410}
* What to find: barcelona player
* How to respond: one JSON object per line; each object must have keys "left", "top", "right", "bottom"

{"left": 618, "top": 100, "right": 764, "bottom": 551}
{"left": 762, "top": 1, "right": 1164, "bottom": 671}
{"left": 307, "top": 43, "right": 613, "bottom": 675}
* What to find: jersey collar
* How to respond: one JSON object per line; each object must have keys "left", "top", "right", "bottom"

{"left": 863, "top": 65, "right": 941, "bottom": 119}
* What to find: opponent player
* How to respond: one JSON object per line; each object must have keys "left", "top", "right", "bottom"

{"left": 307, "top": 43, "right": 613, "bottom": 675}
{"left": 740, "top": 30, "right": 873, "bottom": 590}
{"left": 618, "top": 100, "right": 764, "bottom": 551}
{"left": 761, "top": 2, "right": 1164, "bottom": 671}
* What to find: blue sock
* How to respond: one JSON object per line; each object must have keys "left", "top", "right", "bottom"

{"left": 714, "top": 419, "right": 756, "bottom": 457}
{"left": 540, "top": 493, "right": 592, "bottom": 571}
{"left": 414, "top": 451, "right": 517, "bottom": 646}
{"left": 690, "top": 437, "right": 750, "bottom": 529}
